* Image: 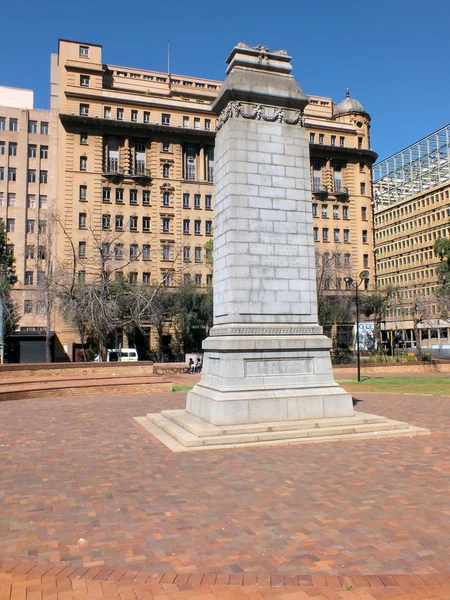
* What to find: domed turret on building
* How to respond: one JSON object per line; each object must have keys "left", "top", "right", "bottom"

{"left": 334, "top": 89, "right": 367, "bottom": 117}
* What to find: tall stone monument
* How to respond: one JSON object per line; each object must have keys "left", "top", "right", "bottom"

{"left": 141, "top": 44, "right": 428, "bottom": 449}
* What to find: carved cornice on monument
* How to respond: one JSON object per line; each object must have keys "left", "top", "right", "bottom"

{"left": 210, "top": 324, "right": 323, "bottom": 337}
{"left": 216, "top": 101, "right": 304, "bottom": 131}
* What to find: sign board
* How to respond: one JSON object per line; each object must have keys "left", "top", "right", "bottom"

{"left": 353, "top": 322, "right": 376, "bottom": 351}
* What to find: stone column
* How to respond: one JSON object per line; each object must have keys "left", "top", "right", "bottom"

{"left": 185, "top": 43, "right": 353, "bottom": 426}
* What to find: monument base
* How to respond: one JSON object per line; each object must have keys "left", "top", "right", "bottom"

{"left": 185, "top": 328, "right": 354, "bottom": 426}
{"left": 139, "top": 410, "right": 429, "bottom": 452}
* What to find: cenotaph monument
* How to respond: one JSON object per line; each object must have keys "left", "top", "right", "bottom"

{"left": 138, "top": 44, "right": 428, "bottom": 449}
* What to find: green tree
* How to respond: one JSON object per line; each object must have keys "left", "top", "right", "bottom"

{"left": 434, "top": 237, "right": 450, "bottom": 317}
{"left": 0, "top": 222, "right": 18, "bottom": 360}
{"left": 360, "top": 285, "right": 395, "bottom": 353}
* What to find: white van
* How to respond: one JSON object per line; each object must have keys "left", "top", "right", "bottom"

{"left": 107, "top": 348, "right": 138, "bottom": 362}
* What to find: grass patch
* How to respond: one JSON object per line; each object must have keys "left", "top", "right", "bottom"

{"left": 337, "top": 375, "right": 450, "bottom": 396}
{"left": 172, "top": 384, "right": 194, "bottom": 392}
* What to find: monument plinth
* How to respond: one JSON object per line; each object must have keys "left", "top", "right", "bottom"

{"left": 139, "top": 44, "right": 429, "bottom": 449}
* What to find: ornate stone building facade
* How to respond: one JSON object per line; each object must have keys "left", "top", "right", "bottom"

{"left": 7, "top": 40, "right": 378, "bottom": 359}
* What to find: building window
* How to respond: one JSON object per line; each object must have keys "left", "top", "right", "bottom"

{"left": 141, "top": 216, "right": 150, "bottom": 232}
{"left": 143, "top": 111, "right": 150, "bottom": 124}
{"left": 194, "top": 194, "right": 201, "bottom": 209}
{"left": 76, "top": 271, "right": 85, "bottom": 284}
{"left": 102, "top": 187, "right": 111, "bottom": 202}
{"left": 194, "top": 220, "right": 201, "bottom": 235}
{"left": 207, "top": 147, "right": 214, "bottom": 182}
{"left": 343, "top": 205, "right": 349, "bottom": 219}
{"left": 344, "top": 253, "right": 351, "bottom": 267}
{"left": 79, "top": 185, "right": 87, "bottom": 201}
{"left": 101, "top": 242, "right": 110, "bottom": 260}
{"left": 339, "top": 136, "right": 345, "bottom": 147}
{"left": 24, "top": 300, "right": 33, "bottom": 314}
{"left": 310, "top": 132, "right": 315, "bottom": 143}
{"left": 183, "top": 219, "right": 190, "bottom": 234}
{"left": 28, "top": 120, "right": 37, "bottom": 134}
{"left": 206, "top": 220, "right": 212, "bottom": 235}
{"left": 9, "top": 118, "right": 18, "bottom": 132}
{"left": 334, "top": 228, "right": 340, "bottom": 242}
{"left": 321, "top": 204, "right": 328, "bottom": 218}
{"left": 185, "top": 145, "right": 197, "bottom": 180}
{"left": 26, "top": 220, "right": 35, "bottom": 234}
{"left": 142, "top": 244, "right": 151, "bottom": 260}
{"left": 360, "top": 182, "right": 366, "bottom": 195}
{"left": 79, "top": 45, "right": 89, "bottom": 57}
{"left": 40, "top": 195, "right": 47, "bottom": 209}
{"left": 183, "top": 193, "right": 190, "bottom": 208}
{"left": 115, "top": 215, "right": 123, "bottom": 231}
{"left": 78, "top": 213, "right": 87, "bottom": 229}
{"left": 114, "top": 244, "right": 124, "bottom": 260}
{"left": 358, "top": 137, "right": 363, "bottom": 149}
{"left": 40, "top": 122, "right": 49, "bottom": 135}
{"left": 194, "top": 117, "right": 200, "bottom": 129}
{"left": 363, "top": 254, "right": 369, "bottom": 268}
{"left": 27, "top": 195, "right": 36, "bottom": 208}
{"left": 116, "top": 108, "right": 124, "bottom": 120}
{"left": 205, "top": 194, "right": 212, "bottom": 210}
{"left": 28, "top": 170, "right": 37, "bottom": 183}
{"left": 205, "top": 119, "right": 211, "bottom": 131}
{"left": 331, "top": 135, "right": 336, "bottom": 146}
{"left": 116, "top": 188, "right": 124, "bottom": 203}
{"left": 130, "top": 244, "right": 139, "bottom": 260}
{"left": 322, "top": 227, "right": 329, "bottom": 242}
{"left": 80, "top": 157, "right": 87, "bottom": 171}
{"left": 162, "top": 191, "right": 170, "bottom": 206}
{"left": 7, "top": 194, "right": 15, "bottom": 207}
{"left": 142, "top": 190, "right": 151, "bottom": 205}
{"left": 0, "top": 142, "right": 4, "bottom": 156}
{"left": 359, "top": 161, "right": 365, "bottom": 173}
{"left": 40, "top": 170, "right": 48, "bottom": 184}
{"left": 162, "top": 113, "right": 170, "bottom": 125}
{"left": 25, "top": 271, "right": 34, "bottom": 285}
{"left": 131, "top": 110, "right": 138, "bottom": 122}
{"left": 104, "top": 106, "right": 111, "bottom": 119}
{"left": 80, "top": 133, "right": 88, "bottom": 145}
{"left": 162, "top": 217, "right": 170, "bottom": 233}
{"left": 0, "top": 167, "right": 3, "bottom": 181}
{"left": 183, "top": 246, "right": 190, "bottom": 262}
{"left": 143, "top": 272, "right": 151, "bottom": 284}
{"left": 78, "top": 241, "right": 86, "bottom": 258}
{"left": 195, "top": 274, "right": 202, "bottom": 286}
{"left": 130, "top": 215, "right": 138, "bottom": 231}
{"left": 40, "top": 146, "right": 48, "bottom": 159}
{"left": 319, "top": 133, "right": 324, "bottom": 144}
{"left": 195, "top": 247, "right": 202, "bottom": 263}
{"left": 163, "top": 163, "right": 170, "bottom": 178}
{"left": 80, "top": 75, "right": 90, "bottom": 87}
{"left": 162, "top": 245, "right": 170, "bottom": 260}
{"left": 9, "top": 142, "right": 17, "bottom": 156}
{"left": 183, "top": 116, "right": 189, "bottom": 128}
{"left": 344, "top": 229, "right": 350, "bottom": 243}
{"left": 312, "top": 203, "right": 318, "bottom": 217}
{"left": 80, "top": 104, "right": 89, "bottom": 116}
{"left": 128, "top": 272, "right": 138, "bottom": 284}
{"left": 129, "top": 189, "right": 138, "bottom": 204}
{"left": 361, "top": 206, "right": 367, "bottom": 220}
{"left": 206, "top": 274, "right": 213, "bottom": 285}
{"left": 8, "top": 168, "right": 16, "bottom": 182}
{"left": 102, "top": 214, "right": 111, "bottom": 230}
{"left": 184, "top": 273, "right": 191, "bottom": 284}
{"left": 362, "top": 230, "right": 368, "bottom": 243}
{"left": 162, "top": 141, "right": 170, "bottom": 152}
{"left": 38, "top": 220, "right": 46, "bottom": 234}
{"left": 313, "top": 227, "right": 319, "bottom": 241}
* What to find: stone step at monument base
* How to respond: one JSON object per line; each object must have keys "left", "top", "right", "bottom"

{"left": 140, "top": 409, "right": 429, "bottom": 452}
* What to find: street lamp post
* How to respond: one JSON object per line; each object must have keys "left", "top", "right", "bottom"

{"left": 344, "top": 270, "right": 369, "bottom": 383}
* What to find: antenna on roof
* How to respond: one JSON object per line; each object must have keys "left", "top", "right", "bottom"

{"left": 168, "top": 40, "right": 171, "bottom": 83}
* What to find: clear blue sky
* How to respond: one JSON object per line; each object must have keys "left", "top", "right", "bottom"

{"left": 1, "top": 0, "right": 449, "bottom": 161}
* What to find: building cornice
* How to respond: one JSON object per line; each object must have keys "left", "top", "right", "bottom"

{"left": 309, "top": 143, "right": 378, "bottom": 164}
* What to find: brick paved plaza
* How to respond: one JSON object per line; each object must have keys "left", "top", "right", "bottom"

{"left": 1, "top": 387, "right": 450, "bottom": 599}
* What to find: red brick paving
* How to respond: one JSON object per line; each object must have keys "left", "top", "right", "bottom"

{"left": 1, "top": 386, "right": 450, "bottom": 598}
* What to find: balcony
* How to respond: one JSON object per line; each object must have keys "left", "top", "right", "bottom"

{"left": 312, "top": 179, "right": 328, "bottom": 197}
{"left": 103, "top": 159, "right": 125, "bottom": 179}
{"left": 129, "top": 163, "right": 151, "bottom": 180}
{"left": 333, "top": 180, "right": 349, "bottom": 199}
{"left": 103, "top": 160, "right": 151, "bottom": 181}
